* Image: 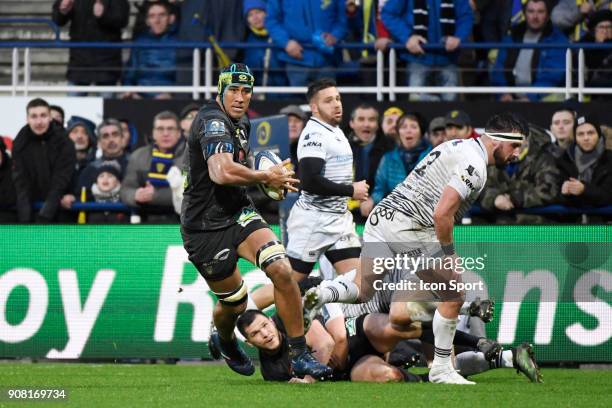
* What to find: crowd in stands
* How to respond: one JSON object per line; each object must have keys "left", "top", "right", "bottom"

{"left": 0, "top": 97, "right": 610, "bottom": 224}
{"left": 48, "top": 0, "right": 612, "bottom": 99}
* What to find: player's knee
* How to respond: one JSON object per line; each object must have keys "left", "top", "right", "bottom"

{"left": 264, "top": 260, "right": 293, "bottom": 287}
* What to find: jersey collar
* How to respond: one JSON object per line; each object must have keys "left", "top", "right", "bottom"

{"left": 472, "top": 137, "right": 488, "bottom": 165}
{"left": 310, "top": 117, "right": 335, "bottom": 133}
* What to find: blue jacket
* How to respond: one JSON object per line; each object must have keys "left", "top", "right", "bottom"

{"left": 381, "top": 0, "right": 473, "bottom": 66}
{"left": 266, "top": 0, "right": 348, "bottom": 67}
{"left": 490, "top": 21, "right": 568, "bottom": 101}
{"left": 371, "top": 142, "right": 432, "bottom": 204}
{"left": 123, "top": 30, "right": 177, "bottom": 86}
{"left": 244, "top": 29, "right": 288, "bottom": 86}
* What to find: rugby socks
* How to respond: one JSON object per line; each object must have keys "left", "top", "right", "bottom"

{"left": 318, "top": 274, "right": 359, "bottom": 304}
{"left": 288, "top": 335, "right": 307, "bottom": 358}
{"left": 492, "top": 349, "right": 514, "bottom": 369}
{"left": 432, "top": 309, "right": 457, "bottom": 367}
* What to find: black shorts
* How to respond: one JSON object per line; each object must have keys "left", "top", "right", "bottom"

{"left": 345, "top": 314, "right": 381, "bottom": 372}
{"left": 181, "top": 219, "right": 268, "bottom": 282}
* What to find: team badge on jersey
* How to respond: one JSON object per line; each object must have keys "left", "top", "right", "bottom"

{"left": 206, "top": 119, "right": 225, "bottom": 136}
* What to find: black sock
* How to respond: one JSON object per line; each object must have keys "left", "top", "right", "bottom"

{"left": 288, "top": 335, "right": 307, "bottom": 358}
{"left": 452, "top": 330, "right": 480, "bottom": 348}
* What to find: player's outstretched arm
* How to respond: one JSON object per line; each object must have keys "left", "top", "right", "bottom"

{"left": 208, "top": 154, "right": 298, "bottom": 191}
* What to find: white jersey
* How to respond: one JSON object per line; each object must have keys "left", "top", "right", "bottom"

{"left": 295, "top": 117, "right": 353, "bottom": 213}
{"left": 379, "top": 138, "right": 488, "bottom": 228}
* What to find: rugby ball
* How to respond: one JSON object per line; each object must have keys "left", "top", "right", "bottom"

{"left": 254, "top": 150, "right": 287, "bottom": 201}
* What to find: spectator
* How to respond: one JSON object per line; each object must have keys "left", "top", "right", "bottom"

{"left": 61, "top": 119, "right": 97, "bottom": 211}
{"left": 87, "top": 162, "right": 127, "bottom": 223}
{"left": 243, "top": 0, "right": 288, "bottom": 90}
{"left": 550, "top": 108, "right": 575, "bottom": 153}
{"left": 343, "top": 0, "right": 379, "bottom": 85}
{"left": 12, "top": 98, "right": 76, "bottom": 223}
{"left": 491, "top": 0, "right": 568, "bottom": 101}
{"left": 118, "top": 118, "right": 138, "bottom": 152}
{"left": 381, "top": 106, "right": 404, "bottom": 142}
{"left": 266, "top": 0, "right": 347, "bottom": 86}
{"left": 175, "top": 0, "right": 245, "bottom": 89}
{"left": 580, "top": 10, "right": 612, "bottom": 95}
{"left": 428, "top": 116, "right": 447, "bottom": 147}
{"left": 77, "top": 119, "right": 129, "bottom": 197}
{"left": 120, "top": 111, "right": 186, "bottom": 223}
{"left": 280, "top": 104, "right": 308, "bottom": 173}
{"left": 381, "top": 0, "right": 474, "bottom": 101}
{"left": 375, "top": 0, "right": 395, "bottom": 52}
{"left": 444, "top": 109, "right": 479, "bottom": 140}
{"left": 551, "top": 0, "right": 611, "bottom": 40}
{"left": 557, "top": 114, "right": 612, "bottom": 212}
{"left": 0, "top": 137, "right": 17, "bottom": 222}
{"left": 49, "top": 105, "right": 65, "bottom": 127}
{"left": 66, "top": 120, "right": 96, "bottom": 169}
{"left": 179, "top": 103, "right": 200, "bottom": 139}
{"left": 475, "top": 0, "right": 514, "bottom": 43}
{"left": 369, "top": 112, "right": 432, "bottom": 206}
{"left": 348, "top": 104, "right": 395, "bottom": 219}
{"left": 132, "top": 0, "right": 180, "bottom": 39}
{"left": 52, "top": 0, "right": 130, "bottom": 96}
{"left": 480, "top": 124, "right": 561, "bottom": 223}
{"left": 123, "top": 1, "right": 177, "bottom": 99}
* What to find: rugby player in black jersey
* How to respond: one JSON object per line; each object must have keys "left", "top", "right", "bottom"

{"left": 180, "top": 63, "right": 332, "bottom": 379}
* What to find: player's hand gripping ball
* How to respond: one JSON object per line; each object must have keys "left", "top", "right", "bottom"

{"left": 255, "top": 150, "right": 289, "bottom": 201}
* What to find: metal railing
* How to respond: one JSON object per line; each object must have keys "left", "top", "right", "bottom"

{"left": 2, "top": 37, "right": 612, "bottom": 101}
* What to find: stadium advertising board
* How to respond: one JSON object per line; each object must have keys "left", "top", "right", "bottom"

{"left": 0, "top": 225, "right": 610, "bottom": 362}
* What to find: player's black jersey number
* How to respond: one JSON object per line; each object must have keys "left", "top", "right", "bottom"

{"left": 413, "top": 151, "right": 442, "bottom": 177}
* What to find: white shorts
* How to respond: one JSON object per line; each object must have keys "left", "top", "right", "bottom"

{"left": 362, "top": 206, "right": 442, "bottom": 266}
{"left": 286, "top": 206, "right": 361, "bottom": 263}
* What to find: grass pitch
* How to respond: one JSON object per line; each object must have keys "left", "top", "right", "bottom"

{"left": 0, "top": 362, "right": 609, "bottom": 408}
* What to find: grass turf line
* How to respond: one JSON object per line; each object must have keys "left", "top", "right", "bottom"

{"left": 0, "top": 363, "right": 609, "bottom": 408}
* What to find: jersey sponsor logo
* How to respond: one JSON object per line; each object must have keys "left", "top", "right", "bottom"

{"left": 205, "top": 119, "right": 225, "bottom": 136}
{"left": 302, "top": 141, "right": 322, "bottom": 148}
{"left": 461, "top": 174, "right": 476, "bottom": 191}
{"left": 237, "top": 208, "right": 263, "bottom": 227}
{"left": 369, "top": 206, "right": 396, "bottom": 226}
{"left": 345, "top": 317, "right": 357, "bottom": 337}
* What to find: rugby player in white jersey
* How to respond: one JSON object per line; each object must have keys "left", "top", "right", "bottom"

{"left": 286, "top": 78, "right": 368, "bottom": 282}
{"left": 305, "top": 112, "right": 528, "bottom": 384}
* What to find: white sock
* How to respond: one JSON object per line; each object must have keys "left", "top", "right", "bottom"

{"left": 319, "top": 273, "right": 359, "bottom": 304}
{"left": 501, "top": 350, "right": 514, "bottom": 368}
{"left": 246, "top": 293, "right": 258, "bottom": 311}
{"left": 432, "top": 309, "right": 457, "bottom": 367}
{"left": 455, "top": 351, "right": 489, "bottom": 376}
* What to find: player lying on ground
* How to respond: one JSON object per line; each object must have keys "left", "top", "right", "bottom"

{"left": 304, "top": 113, "right": 529, "bottom": 384}
{"left": 303, "top": 274, "right": 542, "bottom": 383}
